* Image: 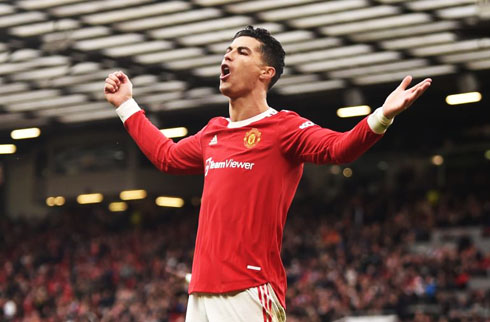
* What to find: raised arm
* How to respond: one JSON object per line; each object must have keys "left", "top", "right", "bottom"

{"left": 104, "top": 72, "right": 204, "bottom": 175}
{"left": 280, "top": 76, "right": 432, "bottom": 164}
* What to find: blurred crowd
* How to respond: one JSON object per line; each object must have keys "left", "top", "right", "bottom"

{"left": 1, "top": 165, "right": 489, "bottom": 322}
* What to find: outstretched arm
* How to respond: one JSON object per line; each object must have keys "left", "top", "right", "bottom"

{"left": 381, "top": 76, "right": 432, "bottom": 119}
{"left": 103, "top": 71, "right": 204, "bottom": 174}
{"left": 280, "top": 76, "right": 432, "bottom": 164}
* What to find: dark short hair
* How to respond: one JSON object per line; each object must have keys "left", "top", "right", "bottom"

{"left": 233, "top": 25, "right": 285, "bottom": 90}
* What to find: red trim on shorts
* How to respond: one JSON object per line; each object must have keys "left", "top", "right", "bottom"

{"left": 258, "top": 286, "right": 268, "bottom": 322}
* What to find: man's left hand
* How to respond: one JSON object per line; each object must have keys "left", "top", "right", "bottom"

{"left": 382, "top": 76, "right": 432, "bottom": 119}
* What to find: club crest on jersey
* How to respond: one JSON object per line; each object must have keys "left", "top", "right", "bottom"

{"left": 243, "top": 128, "right": 261, "bottom": 149}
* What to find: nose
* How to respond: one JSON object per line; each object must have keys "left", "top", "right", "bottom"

{"left": 223, "top": 49, "right": 234, "bottom": 61}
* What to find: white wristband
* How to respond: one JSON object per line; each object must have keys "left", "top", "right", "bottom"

{"left": 367, "top": 107, "right": 394, "bottom": 134}
{"left": 116, "top": 98, "right": 141, "bottom": 123}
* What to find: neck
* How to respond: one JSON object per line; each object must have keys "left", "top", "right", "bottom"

{"left": 228, "top": 90, "right": 270, "bottom": 122}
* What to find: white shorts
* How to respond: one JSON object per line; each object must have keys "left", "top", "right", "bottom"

{"left": 185, "top": 283, "right": 286, "bottom": 322}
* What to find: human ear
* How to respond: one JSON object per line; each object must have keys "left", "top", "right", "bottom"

{"left": 259, "top": 66, "right": 276, "bottom": 81}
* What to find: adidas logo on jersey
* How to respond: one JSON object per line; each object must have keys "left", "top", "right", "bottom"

{"left": 209, "top": 135, "right": 218, "bottom": 145}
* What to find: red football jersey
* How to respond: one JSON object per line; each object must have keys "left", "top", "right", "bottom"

{"left": 119, "top": 101, "right": 383, "bottom": 308}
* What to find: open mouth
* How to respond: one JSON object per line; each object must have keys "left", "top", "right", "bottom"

{"left": 220, "top": 64, "right": 230, "bottom": 80}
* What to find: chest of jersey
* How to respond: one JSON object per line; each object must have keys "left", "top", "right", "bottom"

{"left": 201, "top": 123, "right": 279, "bottom": 179}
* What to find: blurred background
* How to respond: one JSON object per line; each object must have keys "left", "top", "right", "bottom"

{"left": 0, "top": 0, "right": 489, "bottom": 321}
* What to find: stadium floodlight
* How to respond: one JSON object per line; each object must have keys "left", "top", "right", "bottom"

{"left": 160, "top": 127, "right": 189, "bottom": 139}
{"left": 10, "top": 128, "right": 41, "bottom": 140}
{"left": 407, "top": 0, "right": 475, "bottom": 11}
{"left": 437, "top": 5, "right": 477, "bottom": 19}
{"left": 298, "top": 52, "right": 401, "bottom": 73}
{"left": 445, "top": 92, "right": 482, "bottom": 105}
{"left": 431, "top": 155, "right": 444, "bottom": 166}
{"left": 321, "top": 13, "right": 432, "bottom": 36}
{"left": 155, "top": 196, "right": 185, "bottom": 208}
{"left": 120, "top": 190, "right": 147, "bottom": 201}
{"left": 46, "top": 196, "right": 65, "bottom": 207}
{"left": 337, "top": 105, "right": 371, "bottom": 118}
{"left": 259, "top": 0, "right": 368, "bottom": 21}
{"left": 352, "top": 21, "right": 460, "bottom": 41}
{"left": 354, "top": 65, "right": 456, "bottom": 85}
{"left": 411, "top": 39, "right": 490, "bottom": 56}
{"left": 276, "top": 79, "right": 345, "bottom": 95}
{"left": 0, "top": 144, "right": 16, "bottom": 154}
{"left": 77, "top": 193, "right": 103, "bottom": 204}
{"left": 109, "top": 202, "right": 128, "bottom": 212}
{"left": 286, "top": 45, "right": 372, "bottom": 65}
{"left": 0, "top": 12, "right": 46, "bottom": 28}
{"left": 82, "top": 2, "right": 190, "bottom": 25}
{"left": 329, "top": 59, "right": 428, "bottom": 78}
{"left": 381, "top": 32, "right": 457, "bottom": 50}
{"left": 291, "top": 5, "right": 400, "bottom": 29}
{"left": 226, "top": 0, "right": 317, "bottom": 13}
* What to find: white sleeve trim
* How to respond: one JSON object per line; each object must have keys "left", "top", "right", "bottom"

{"left": 115, "top": 98, "right": 141, "bottom": 123}
{"left": 367, "top": 107, "right": 394, "bottom": 134}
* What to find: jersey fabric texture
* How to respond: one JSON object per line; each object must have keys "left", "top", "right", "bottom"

{"left": 119, "top": 101, "right": 383, "bottom": 309}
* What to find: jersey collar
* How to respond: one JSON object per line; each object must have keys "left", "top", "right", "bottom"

{"left": 226, "top": 108, "right": 277, "bottom": 128}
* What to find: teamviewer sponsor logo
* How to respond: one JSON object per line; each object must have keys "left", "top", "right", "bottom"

{"left": 205, "top": 157, "right": 255, "bottom": 176}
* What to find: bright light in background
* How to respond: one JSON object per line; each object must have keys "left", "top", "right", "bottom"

{"left": 330, "top": 165, "right": 341, "bottom": 175}
{"left": 156, "top": 196, "right": 184, "bottom": 208}
{"left": 185, "top": 273, "right": 192, "bottom": 284}
{"left": 431, "top": 155, "right": 444, "bottom": 166}
{"left": 343, "top": 168, "right": 353, "bottom": 177}
{"left": 10, "top": 127, "right": 41, "bottom": 140}
{"left": 77, "top": 193, "right": 103, "bottom": 204}
{"left": 109, "top": 202, "right": 128, "bottom": 212}
{"left": 160, "top": 127, "right": 188, "bottom": 138}
{"left": 337, "top": 105, "right": 371, "bottom": 118}
{"left": 0, "top": 144, "right": 16, "bottom": 154}
{"left": 120, "top": 189, "right": 147, "bottom": 200}
{"left": 46, "top": 196, "right": 65, "bottom": 207}
{"left": 484, "top": 150, "right": 490, "bottom": 160}
{"left": 445, "top": 92, "right": 482, "bottom": 105}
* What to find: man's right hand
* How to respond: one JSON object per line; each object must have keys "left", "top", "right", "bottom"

{"left": 104, "top": 71, "right": 133, "bottom": 107}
